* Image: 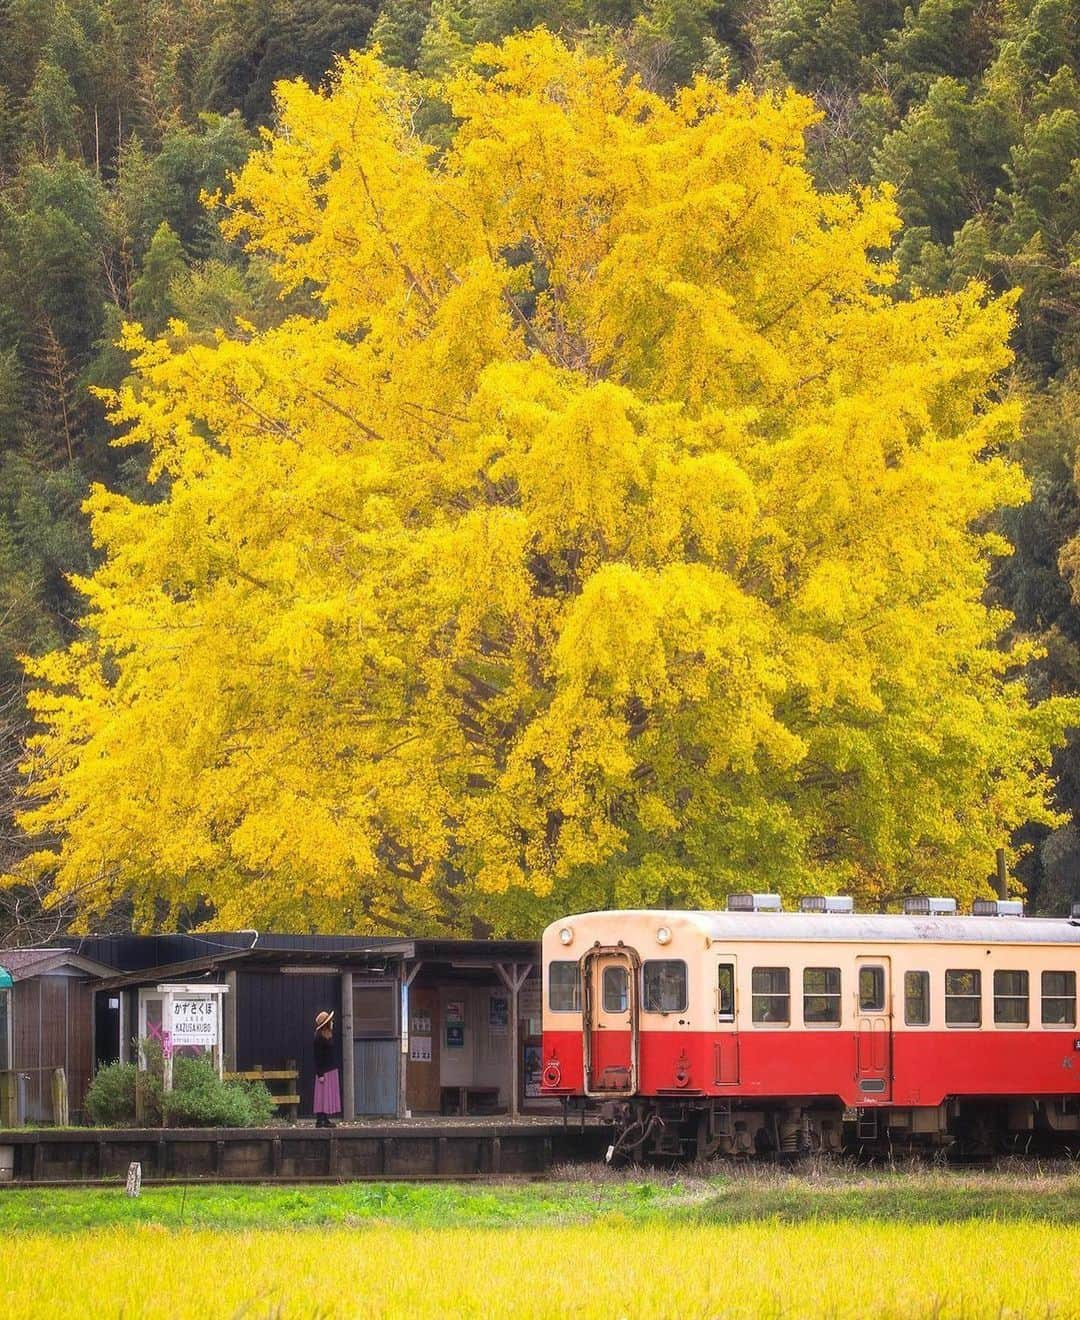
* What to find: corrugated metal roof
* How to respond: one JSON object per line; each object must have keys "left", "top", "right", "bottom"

{"left": 0, "top": 949, "right": 64, "bottom": 972}
{"left": 560, "top": 910, "right": 1080, "bottom": 945}
{"left": 62, "top": 931, "right": 416, "bottom": 971}
{"left": 92, "top": 937, "right": 540, "bottom": 989}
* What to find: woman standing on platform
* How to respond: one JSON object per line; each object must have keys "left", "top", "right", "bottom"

{"left": 313, "top": 1010, "right": 341, "bottom": 1128}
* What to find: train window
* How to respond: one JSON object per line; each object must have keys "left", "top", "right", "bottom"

{"left": 643, "top": 961, "right": 688, "bottom": 1013}
{"left": 752, "top": 968, "right": 790, "bottom": 1024}
{"left": 548, "top": 961, "right": 581, "bottom": 1013}
{"left": 945, "top": 969, "right": 981, "bottom": 1025}
{"left": 993, "top": 970, "right": 1029, "bottom": 1025}
{"left": 904, "top": 971, "right": 930, "bottom": 1025}
{"left": 1042, "top": 971, "right": 1077, "bottom": 1026}
{"left": 803, "top": 968, "right": 841, "bottom": 1024}
{"left": 603, "top": 965, "right": 629, "bottom": 1013}
{"left": 858, "top": 966, "right": 885, "bottom": 1013}
{"left": 717, "top": 964, "right": 735, "bottom": 1021}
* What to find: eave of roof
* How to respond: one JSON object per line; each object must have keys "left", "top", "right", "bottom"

{"left": 92, "top": 944, "right": 414, "bottom": 990}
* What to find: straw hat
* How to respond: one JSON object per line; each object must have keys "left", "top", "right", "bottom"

{"left": 314, "top": 1010, "right": 335, "bottom": 1032}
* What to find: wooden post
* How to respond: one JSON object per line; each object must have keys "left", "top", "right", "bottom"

{"left": 341, "top": 972, "right": 354, "bottom": 1121}
{"left": 996, "top": 847, "right": 1009, "bottom": 899}
{"left": 496, "top": 963, "right": 533, "bottom": 1118}
{"left": 51, "top": 1068, "right": 69, "bottom": 1126}
{"left": 224, "top": 970, "right": 238, "bottom": 1074}
{"left": 0, "top": 1071, "right": 17, "bottom": 1128}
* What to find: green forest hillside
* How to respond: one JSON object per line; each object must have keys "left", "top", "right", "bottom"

{"left": 0, "top": 0, "right": 1076, "bottom": 938}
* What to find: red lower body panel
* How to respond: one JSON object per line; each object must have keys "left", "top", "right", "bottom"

{"left": 542, "top": 1029, "right": 1080, "bottom": 1107}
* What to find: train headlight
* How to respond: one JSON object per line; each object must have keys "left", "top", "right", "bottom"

{"left": 656, "top": 926, "right": 672, "bottom": 945}
{"left": 559, "top": 927, "right": 574, "bottom": 946}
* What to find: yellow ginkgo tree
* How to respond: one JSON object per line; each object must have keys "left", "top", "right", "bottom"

{"left": 11, "top": 32, "right": 1077, "bottom": 933}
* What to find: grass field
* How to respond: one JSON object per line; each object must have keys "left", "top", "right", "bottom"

{"left": 2, "top": 1164, "right": 1079, "bottom": 1318}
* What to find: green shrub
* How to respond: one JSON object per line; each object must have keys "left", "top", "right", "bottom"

{"left": 86, "top": 1040, "right": 273, "bottom": 1128}
{"left": 163, "top": 1056, "right": 274, "bottom": 1128}
{"left": 84, "top": 1062, "right": 137, "bottom": 1125}
{"left": 136, "top": 1038, "right": 165, "bottom": 1126}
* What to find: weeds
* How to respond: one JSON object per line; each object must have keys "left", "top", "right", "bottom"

{"left": 0, "top": 1164, "right": 1077, "bottom": 1234}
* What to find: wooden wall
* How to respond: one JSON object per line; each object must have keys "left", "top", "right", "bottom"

{"left": 405, "top": 986, "right": 441, "bottom": 1113}
{"left": 12, "top": 974, "right": 96, "bottom": 1120}
{"left": 235, "top": 970, "right": 341, "bottom": 1118}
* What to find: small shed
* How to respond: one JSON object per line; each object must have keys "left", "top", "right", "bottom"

{"left": 0, "top": 948, "right": 112, "bottom": 1121}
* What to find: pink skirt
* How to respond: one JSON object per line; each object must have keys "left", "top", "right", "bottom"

{"left": 313, "top": 1067, "right": 341, "bottom": 1115}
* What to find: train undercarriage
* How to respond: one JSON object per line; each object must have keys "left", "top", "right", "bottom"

{"left": 594, "top": 1094, "right": 1080, "bottom": 1163}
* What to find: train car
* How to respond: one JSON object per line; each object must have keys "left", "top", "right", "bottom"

{"left": 539, "top": 897, "right": 1080, "bottom": 1159}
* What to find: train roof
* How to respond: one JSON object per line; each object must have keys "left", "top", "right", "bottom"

{"left": 547, "top": 910, "right": 1080, "bottom": 946}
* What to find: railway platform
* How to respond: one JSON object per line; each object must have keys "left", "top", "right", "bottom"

{"left": 0, "top": 1114, "right": 611, "bottom": 1184}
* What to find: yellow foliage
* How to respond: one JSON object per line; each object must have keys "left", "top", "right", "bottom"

{"left": 10, "top": 32, "right": 1077, "bottom": 932}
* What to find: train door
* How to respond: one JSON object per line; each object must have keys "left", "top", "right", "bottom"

{"left": 854, "top": 956, "right": 892, "bottom": 1100}
{"left": 582, "top": 945, "right": 639, "bottom": 1097}
{"left": 713, "top": 956, "right": 740, "bottom": 1085}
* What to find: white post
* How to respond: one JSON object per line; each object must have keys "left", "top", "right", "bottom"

{"left": 162, "top": 988, "right": 174, "bottom": 1094}
{"left": 398, "top": 962, "right": 423, "bottom": 1119}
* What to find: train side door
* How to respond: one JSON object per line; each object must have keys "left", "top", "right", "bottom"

{"left": 854, "top": 956, "right": 892, "bottom": 1100}
{"left": 582, "top": 946, "right": 639, "bottom": 1097}
{"left": 713, "top": 956, "right": 740, "bottom": 1085}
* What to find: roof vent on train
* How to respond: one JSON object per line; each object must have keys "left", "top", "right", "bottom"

{"left": 727, "top": 893, "right": 782, "bottom": 912}
{"left": 799, "top": 895, "right": 855, "bottom": 914}
{"left": 971, "top": 898, "right": 1024, "bottom": 917}
{"left": 1070, "top": 901, "right": 1080, "bottom": 923}
{"left": 902, "top": 896, "right": 958, "bottom": 916}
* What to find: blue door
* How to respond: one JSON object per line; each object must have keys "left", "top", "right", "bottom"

{"left": 354, "top": 1039, "right": 399, "bottom": 1116}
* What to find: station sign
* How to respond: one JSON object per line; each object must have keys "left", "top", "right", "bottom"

{"left": 170, "top": 996, "right": 218, "bottom": 1046}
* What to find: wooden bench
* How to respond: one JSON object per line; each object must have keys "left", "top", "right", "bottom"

{"left": 224, "top": 1066, "right": 300, "bottom": 1122}
{"left": 440, "top": 1086, "right": 504, "bottom": 1116}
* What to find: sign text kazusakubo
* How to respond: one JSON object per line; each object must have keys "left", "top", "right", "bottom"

{"left": 170, "top": 998, "right": 218, "bottom": 1046}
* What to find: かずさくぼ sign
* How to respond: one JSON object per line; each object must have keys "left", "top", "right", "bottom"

{"left": 170, "top": 997, "right": 218, "bottom": 1046}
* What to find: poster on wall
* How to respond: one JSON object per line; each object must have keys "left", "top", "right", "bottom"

{"left": 411, "top": 1012, "right": 431, "bottom": 1034}
{"left": 488, "top": 994, "right": 508, "bottom": 1035}
{"left": 445, "top": 1023, "right": 465, "bottom": 1050}
{"left": 410, "top": 1036, "right": 432, "bottom": 1062}
{"left": 446, "top": 1000, "right": 465, "bottom": 1023}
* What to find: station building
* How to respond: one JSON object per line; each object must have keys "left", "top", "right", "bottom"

{"left": 1, "top": 933, "right": 549, "bottom": 1123}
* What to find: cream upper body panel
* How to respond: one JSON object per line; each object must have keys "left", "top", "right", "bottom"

{"left": 543, "top": 909, "right": 1080, "bottom": 948}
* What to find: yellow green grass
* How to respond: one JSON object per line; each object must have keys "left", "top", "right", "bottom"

{"left": 3, "top": 1221, "right": 1079, "bottom": 1318}
{"left": 3, "top": 1162, "right": 1079, "bottom": 1231}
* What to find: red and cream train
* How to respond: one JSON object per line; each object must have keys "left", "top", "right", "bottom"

{"left": 540, "top": 896, "right": 1080, "bottom": 1158}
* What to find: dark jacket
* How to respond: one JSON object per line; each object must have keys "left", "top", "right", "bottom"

{"left": 313, "top": 1032, "right": 339, "bottom": 1077}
